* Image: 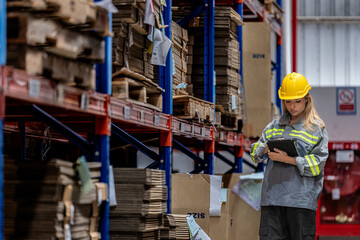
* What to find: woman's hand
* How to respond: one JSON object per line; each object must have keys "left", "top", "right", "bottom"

{"left": 268, "top": 148, "right": 297, "bottom": 165}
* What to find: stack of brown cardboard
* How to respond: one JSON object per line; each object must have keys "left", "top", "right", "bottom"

{"left": 6, "top": 3, "right": 109, "bottom": 90}
{"left": 243, "top": 22, "right": 272, "bottom": 137}
{"left": 110, "top": 168, "right": 167, "bottom": 239}
{"left": 172, "top": 21, "right": 189, "bottom": 94}
{"left": 173, "top": 7, "right": 244, "bottom": 121}
{"left": 4, "top": 158, "right": 103, "bottom": 240}
{"left": 159, "top": 214, "right": 176, "bottom": 239}
{"left": 172, "top": 214, "right": 190, "bottom": 239}
{"left": 112, "top": 0, "right": 161, "bottom": 80}
{"left": 172, "top": 173, "right": 261, "bottom": 240}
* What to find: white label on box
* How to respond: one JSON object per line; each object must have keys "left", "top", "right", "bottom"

{"left": 209, "top": 175, "right": 222, "bottom": 216}
{"left": 332, "top": 188, "right": 340, "bottom": 200}
{"left": 221, "top": 188, "right": 227, "bottom": 203}
{"left": 154, "top": 115, "right": 159, "bottom": 126}
{"left": 124, "top": 106, "right": 131, "bottom": 119}
{"left": 81, "top": 92, "right": 89, "bottom": 110}
{"left": 29, "top": 78, "right": 40, "bottom": 98}
{"left": 336, "top": 150, "right": 354, "bottom": 163}
{"left": 140, "top": 110, "right": 144, "bottom": 123}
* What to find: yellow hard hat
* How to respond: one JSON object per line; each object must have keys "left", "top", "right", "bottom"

{"left": 278, "top": 72, "right": 311, "bottom": 100}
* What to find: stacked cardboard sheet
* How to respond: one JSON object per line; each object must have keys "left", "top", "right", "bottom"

{"left": 112, "top": 0, "right": 161, "bottom": 80}
{"left": 173, "top": 7, "right": 244, "bottom": 120}
{"left": 4, "top": 158, "right": 102, "bottom": 240}
{"left": 110, "top": 168, "right": 167, "bottom": 239}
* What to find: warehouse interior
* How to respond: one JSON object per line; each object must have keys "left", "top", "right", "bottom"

{"left": 0, "top": 0, "right": 359, "bottom": 239}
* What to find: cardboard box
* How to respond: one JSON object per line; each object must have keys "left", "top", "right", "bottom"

{"left": 223, "top": 174, "right": 261, "bottom": 240}
{"left": 243, "top": 22, "right": 272, "bottom": 138}
{"left": 171, "top": 174, "right": 211, "bottom": 234}
{"left": 210, "top": 188, "right": 231, "bottom": 240}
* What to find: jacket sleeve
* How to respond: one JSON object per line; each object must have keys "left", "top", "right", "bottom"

{"left": 250, "top": 121, "right": 273, "bottom": 163}
{"left": 295, "top": 128, "right": 329, "bottom": 177}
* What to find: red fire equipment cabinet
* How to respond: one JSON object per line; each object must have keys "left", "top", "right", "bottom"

{"left": 316, "top": 142, "right": 360, "bottom": 238}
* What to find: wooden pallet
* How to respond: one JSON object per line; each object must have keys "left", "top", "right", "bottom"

{"left": 7, "top": 46, "right": 96, "bottom": 89}
{"left": 7, "top": 12, "right": 105, "bottom": 62}
{"left": 215, "top": 105, "right": 240, "bottom": 130}
{"left": 7, "top": 0, "right": 97, "bottom": 26}
{"left": 112, "top": 77, "right": 163, "bottom": 111}
{"left": 173, "top": 95, "right": 214, "bottom": 123}
{"left": 7, "top": 0, "right": 110, "bottom": 36}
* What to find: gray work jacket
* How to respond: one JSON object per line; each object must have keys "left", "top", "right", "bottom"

{"left": 250, "top": 112, "right": 329, "bottom": 211}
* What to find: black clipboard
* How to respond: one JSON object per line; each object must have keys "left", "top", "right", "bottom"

{"left": 267, "top": 139, "right": 299, "bottom": 157}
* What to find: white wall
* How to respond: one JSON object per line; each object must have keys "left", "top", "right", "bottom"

{"left": 311, "top": 87, "right": 360, "bottom": 141}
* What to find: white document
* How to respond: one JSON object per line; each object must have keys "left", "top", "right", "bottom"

{"left": 186, "top": 215, "right": 200, "bottom": 238}
{"left": 144, "top": 0, "right": 155, "bottom": 26}
{"left": 109, "top": 165, "right": 117, "bottom": 206}
{"left": 151, "top": 29, "right": 171, "bottom": 66}
{"left": 194, "top": 229, "right": 211, "bottom": 240}
{"left": 232, "top": 179, "right": 262, "bottom": 211}
{"left": 209, "top": 175, "right": 222, "bottom": 216}
{"left": 95, "top": 0, "right": 118, "bottom": 13}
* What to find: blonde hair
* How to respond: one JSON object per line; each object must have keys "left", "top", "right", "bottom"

{"left": 282, "top": 94, "right": 325, "bottom": 131}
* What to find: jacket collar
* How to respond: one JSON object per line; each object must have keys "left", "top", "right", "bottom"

{"left": 279, "top": 112, "right": 305, "bottom": 131}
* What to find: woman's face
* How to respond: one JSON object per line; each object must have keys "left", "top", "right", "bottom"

{"left": 284, "top": 98, "right": 307, "bottom": 117}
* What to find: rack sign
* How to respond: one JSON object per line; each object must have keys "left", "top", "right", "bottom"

{"left": 337, "top": 87, "right": 356, "bottom": 115}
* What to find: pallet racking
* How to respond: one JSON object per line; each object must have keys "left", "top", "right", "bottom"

{"left": 0, "top": 0, "right": 282, "bottom": 239}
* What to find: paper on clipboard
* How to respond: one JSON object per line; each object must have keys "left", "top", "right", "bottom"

{"left": 232, "top": 179, "right": 262, "bottom": 211}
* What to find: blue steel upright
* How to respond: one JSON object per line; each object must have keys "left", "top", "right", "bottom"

{"left": 0, "top": 0, "right": 6, "bottom": 65}
{"left": 235, "top": 2, "right": 244, "bottom": 173}
{"left": 276, "top": 0, "right": 283, "bottom": 114}
{"left": 203, "top": 0, "right": 215, "bottom": 175}
{"left": 158, "top": 0, "right": 173, "bottom": 214}
{"left": 94, "top": 3, "right": 112, "bottom": 239}
{"left": 203, "top": 0, "right": 215, "bottom": 103}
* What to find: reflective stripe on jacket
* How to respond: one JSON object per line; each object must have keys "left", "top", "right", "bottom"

{"left": 250, "top": 112, "right": 328, "bottom": 211}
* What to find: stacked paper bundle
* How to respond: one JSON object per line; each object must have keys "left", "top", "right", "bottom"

{"left": 4, "top": 157, "right": 103, "bottom": 240}
{"left": 112, "top": 0, "right": 161, "bottom": 80}
{"left": 172, "top": 214, "right": 190, "bottom": 240}
{"left": 110, "top": 168, "right": 168, "bottom": 240}
{"left": 159, "top": 214, "right": 176, "bottom": 239}
{"left": 173, "top": 7, "right": 244, "bottom": 119}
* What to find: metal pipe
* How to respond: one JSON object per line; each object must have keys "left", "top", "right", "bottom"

{"left": 276, "top": 0, "right": 283, "bottom": 114}
{"left": 297, "top": 16, "right": 360, "bottom": 24}
{"left": 292, "top": 0, "right": 297, "bottom": 72}
{"left": 283, "top": 0, "right": 292, "bottom": 74}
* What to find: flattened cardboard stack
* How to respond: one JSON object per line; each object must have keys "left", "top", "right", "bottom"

{"left": 4, "top": 158, "right": 102, "bottom": 240}
{"left": 172, "top": 214, "right": 190, "bottom": 239}
{"left": 6, "top": 2, "right": 109, "bottom": 90}
{"left": 159, "top": 214, "right": 176, "bottom": 239}
{"left": 173, "top": 7, "right": 244, "bottom": 125}
{"left": 172, "top": 21, "right": 189, "bottom": 94}
{"left": 110, "top": 168, "right": 167, "bottom": 240}
{"left": 112, "top": 0, "right": 161, "bottom": 80}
